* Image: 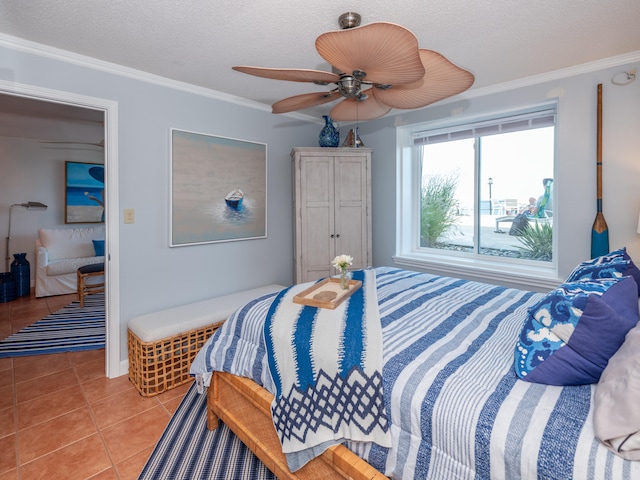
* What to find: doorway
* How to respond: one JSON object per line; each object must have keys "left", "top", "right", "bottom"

{"left": 0, "top": 80, "right": 121, "bottom": 377}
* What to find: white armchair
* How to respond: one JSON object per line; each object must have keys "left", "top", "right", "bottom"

{"left": 35, "top": 226, "right": 105, "bottom": 297}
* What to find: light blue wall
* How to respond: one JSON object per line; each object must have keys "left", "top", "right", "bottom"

{"left": 360, "top": 59, "right": 640, "bottom": 286}
{"left": 0, "top": 42, "right": 319, "bottom": 364}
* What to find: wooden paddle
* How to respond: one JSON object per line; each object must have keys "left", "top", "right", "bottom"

{"left": 591, "top": 83, "right": 609, "bottom": 258}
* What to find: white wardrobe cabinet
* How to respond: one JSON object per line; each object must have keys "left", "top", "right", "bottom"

{"left": 292, "top": 147, "right": 372, "bottom": 283}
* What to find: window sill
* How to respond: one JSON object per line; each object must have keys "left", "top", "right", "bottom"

{"left": 392, "top": 253, "right": 562, "bottom": 293}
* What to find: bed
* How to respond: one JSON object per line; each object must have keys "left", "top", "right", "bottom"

{"left": 191, "top": 265, "right": 640, "bottom": 479}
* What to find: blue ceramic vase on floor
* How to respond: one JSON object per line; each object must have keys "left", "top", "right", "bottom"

{"left": 11, "top": 253, "right": 30, "bottom": 297}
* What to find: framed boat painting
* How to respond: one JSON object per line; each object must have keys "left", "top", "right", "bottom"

{"left": 65, "top": 161, "right": 105, "bottom": 224}
{"left": 169, "top": 129, "right": 267, "bottom": 246}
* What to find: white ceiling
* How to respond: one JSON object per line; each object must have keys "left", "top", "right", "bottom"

{"left": 0, "top": 0, "right": 639, "bottom": 138}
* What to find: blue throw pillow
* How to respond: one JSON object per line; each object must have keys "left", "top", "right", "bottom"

{"left": 92, "top": 239, "right": 105, "bottom": 256}
{"left": 514, "top": 276, "right": 640, "bottom": 385}
{"left": 566, "top": 247, "right": 640, "bottom": 296}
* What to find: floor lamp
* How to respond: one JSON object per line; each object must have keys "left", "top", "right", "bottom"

{"left": 5, "top": 202, "right": 48, "bottom": 272}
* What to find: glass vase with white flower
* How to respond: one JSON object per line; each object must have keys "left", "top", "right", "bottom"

{"left": 332, "top": 254, "right": 353, "bottom": 290}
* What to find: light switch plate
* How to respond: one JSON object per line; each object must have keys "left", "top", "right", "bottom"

{"left": 124, "top": 208, "right": 135, "bottom": 224}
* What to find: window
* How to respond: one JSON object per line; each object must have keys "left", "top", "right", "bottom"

{"left": 396, "top": 104, "right": 557, "bottom": 284}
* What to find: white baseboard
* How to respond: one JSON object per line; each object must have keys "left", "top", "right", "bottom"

{"left": 111, "top": 358, "right": 129, "bottom": 379}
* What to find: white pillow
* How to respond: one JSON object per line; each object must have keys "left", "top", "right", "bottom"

{"left": 594, "top": 318, "right": 640, "bottom": 460}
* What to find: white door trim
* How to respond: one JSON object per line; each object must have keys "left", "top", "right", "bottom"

{"left": 0, "top": 79, "right": 122, "bottom": 378}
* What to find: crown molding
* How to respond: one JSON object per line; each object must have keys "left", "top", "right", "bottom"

{"left": 1, "top": 32, "right": 638, "bottom": 124}
{"left": 385, "top": 50, "right": 640, "bottom": 119}
{"left": 463, "top": 50, "right": 640, "bottom": 100}
{"left": 0, "top": 32, "right": 318, "bottom": 123}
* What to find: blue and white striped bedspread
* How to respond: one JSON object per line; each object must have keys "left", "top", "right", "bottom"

{"left": 191, "top": 267, "right": 640, "bottom": 479}
{"left": 264, "top": 268, "right": 391, "bottom": 471}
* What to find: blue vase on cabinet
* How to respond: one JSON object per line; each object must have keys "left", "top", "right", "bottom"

{"left": 318, "top": 115, "right": 340, "bottom": 147}
{"left": 11, "top": 253, "right": 30, "bottom": 297}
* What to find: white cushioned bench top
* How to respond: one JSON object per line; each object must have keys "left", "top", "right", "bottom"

{"left": 128, "top": 284, "right": 285, "bottom": 342}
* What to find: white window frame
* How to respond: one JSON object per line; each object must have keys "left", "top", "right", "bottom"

{"left": 394, "top": 103, "right": 559, "bottom": 291}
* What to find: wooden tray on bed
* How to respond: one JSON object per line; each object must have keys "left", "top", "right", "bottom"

{"left": 292, "top": 277, "right": 362, "bottom": 309}
{"left": 207, "top": 371, "right": 387, "bottom": 480}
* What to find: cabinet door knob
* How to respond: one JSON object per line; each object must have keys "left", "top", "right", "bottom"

{"left": 330, "top": 234, "right": 335, "bottom": 238}
{"left": 336, "top": 234, "right": 340, "bottom": 238}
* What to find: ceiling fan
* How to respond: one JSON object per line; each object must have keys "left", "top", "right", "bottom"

{"left": 233, "top": 12, "right": 475, "bottom": 121}
{"left": 39, "top": 139, "right": 104, "bottom": 148}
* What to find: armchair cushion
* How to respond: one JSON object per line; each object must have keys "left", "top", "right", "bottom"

{"left": 45, "top": 257, "right": 105, "bottom": 276}
{"left": 39, "top": 226, "right": 105, "bottom": 261}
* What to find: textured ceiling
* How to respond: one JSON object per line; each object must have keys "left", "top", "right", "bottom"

{"left": 0, "top": 0, "right": 639, "bottom": 137}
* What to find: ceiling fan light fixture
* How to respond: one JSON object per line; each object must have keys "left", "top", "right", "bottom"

{"left": 337, "top": 74, "right": 361, "bottom": 97}
{"left": 330, "top": 89, "right": 391, "bottom": 121}
{"left": 338, "top": 12, "right": 361, "bottom": 30}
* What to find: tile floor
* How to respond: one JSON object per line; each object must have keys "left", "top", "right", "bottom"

{"left": 0, "top": 291, "right": 189, "bottom": 480}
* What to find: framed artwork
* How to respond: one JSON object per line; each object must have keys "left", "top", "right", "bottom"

{"left": 65, "top": 161, "right": 105, "bottom": 224}
{"left": 170, "top": 129, "right": 267, "bottom": 246}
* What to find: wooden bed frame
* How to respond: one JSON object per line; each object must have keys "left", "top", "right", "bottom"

{"left": 207, "top": 371, "right": 388, "bottom": 480}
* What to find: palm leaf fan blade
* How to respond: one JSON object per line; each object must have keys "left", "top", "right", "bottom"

{"left": 272, "top": 91, "right": 341, "bottom": 114}
{"left": 373, "top": 50, "right": 474, "bottom": 109}
{"left": 232, "top": 66, "right": 339, "bottom": 84}
{"left": 316, "top": 22, "right": 424, "bottom": 85}
{"left": 329, "top": 90, "right": 391, "bottom": 121}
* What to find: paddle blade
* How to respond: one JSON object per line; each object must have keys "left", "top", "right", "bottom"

{"left": 232, "top": 66, "right": 339, "bottom": 84}
{"left": 591, "top": 212, "right": 609, "bottom": 258}
{"left": 371, "top": 49, "right": 474, "bottom": 109}
{"left": 271, "top": 91, "right": 341, "bottom": 114}
{"left": 316, "top": 22, "right": 424, "bottom": 85}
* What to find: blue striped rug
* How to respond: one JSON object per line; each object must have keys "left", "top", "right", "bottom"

{"left": 139, "top": 383, "right": 276, "bottom": 479}
{"left": 0, "top": 294, "right": 105, "bottom": 358}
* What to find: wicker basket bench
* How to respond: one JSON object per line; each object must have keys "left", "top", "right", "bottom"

{"left": 127, "top": 284, "right": 284, "bottom": 397}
